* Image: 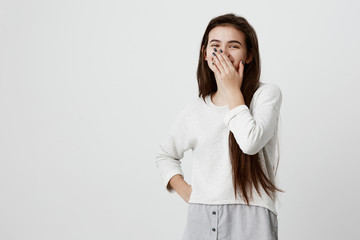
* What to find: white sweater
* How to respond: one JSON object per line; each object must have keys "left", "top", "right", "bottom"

{"left": 155, "top": 82, "right": 282, "bottom": 216}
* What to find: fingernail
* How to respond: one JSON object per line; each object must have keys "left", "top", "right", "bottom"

{"left": 213, "top": 48, "right": 217, "bottom": 52}
{"left": 212, "top": 62, "right": 214, "bottom": 65}
{"left": 241, "top": 60, "right": 243, "bottom": 65}
{"left": 212, "top": 52, "right": 215, "bottom": 56}
{"left": 219, "top": 49, "right": 223, "bottom": 53}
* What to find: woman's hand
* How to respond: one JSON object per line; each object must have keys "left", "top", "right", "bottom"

{"left": 212, "top": 49, "right": 245, "bottom": 95}
{"left": 169, "top": 175, "right": 193, "bottom": 204}
{"left": 186, "top": 184, "right": 192, "bottom": 203}
{"left": 181, "top": 183, "right": 192, "bottom": 204}
{"left": 181, "top": 184, "right": 192, "bottom": 204}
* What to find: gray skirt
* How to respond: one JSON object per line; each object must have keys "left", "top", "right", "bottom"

{"left": 182, "top": 203, "right": 278, "bottom": 240}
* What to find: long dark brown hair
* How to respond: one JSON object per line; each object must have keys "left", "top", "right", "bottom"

{"left": 197, "top": 13, "right": 284, "bottom": 204}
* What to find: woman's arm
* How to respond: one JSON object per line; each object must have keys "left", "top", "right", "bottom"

{"left": 223, "top": 84, "right": 282, "bottom": 155}
{"left": 168, "top": 174, "right": 192, "bottom": 203}
{"left": 155, "top": 104, "right": 194, "bottom": 194}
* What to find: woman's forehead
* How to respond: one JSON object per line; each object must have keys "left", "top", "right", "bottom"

{"left": 208, "top": 26, "right": 245, "bottom": 42}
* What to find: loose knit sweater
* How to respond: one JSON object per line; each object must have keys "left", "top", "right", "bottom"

{"left": 155, "top": 82, "right": 282, "bottom": 216}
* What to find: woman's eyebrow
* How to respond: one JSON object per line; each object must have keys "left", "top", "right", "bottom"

{"left": 209, "top": 39, "right": 242, "bottom": 46}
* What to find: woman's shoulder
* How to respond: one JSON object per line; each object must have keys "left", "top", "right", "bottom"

{"left": 175, "top": 96, "right": 202, "bottom": 118}
{"left": 258, "top": 81, "right": 281, "bottom": 92}
{"left": 252, "top": 82, "right": 282, "bottom": 109}
{"left": 255, "top": 82, "right": 282, "bottom": 98}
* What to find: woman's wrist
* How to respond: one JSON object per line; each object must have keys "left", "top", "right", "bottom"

{"left": 169, "top": 174, "right": 188, "bottom": 191}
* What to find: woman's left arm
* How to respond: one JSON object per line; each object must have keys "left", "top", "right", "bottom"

{"left": 223, "top": 84, "right": 282, "bottom": 155}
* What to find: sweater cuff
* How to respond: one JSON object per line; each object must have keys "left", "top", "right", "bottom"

{"left": 223, "top": 104, "right": 249, "bottom": 126}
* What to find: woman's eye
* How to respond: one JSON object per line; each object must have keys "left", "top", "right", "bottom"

{"left": 211, "top": 45, "right": 239, "bottom": 49}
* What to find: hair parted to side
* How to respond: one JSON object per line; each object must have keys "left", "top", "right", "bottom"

{"left": 196, "top": 13, "right": 284, "bottom": 204}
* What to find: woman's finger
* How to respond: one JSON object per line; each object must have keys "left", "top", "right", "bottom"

{"left": 238, "top": 59, "right": 245, "bottom": 80}
{"left": 212, "top": 59, "right": 221, "bottom": 76}
{"left": 217, "top": 49, "right": 234, "bottom": 73}
{"left": 213, "top": 52, "right": 225, "bottom": 74}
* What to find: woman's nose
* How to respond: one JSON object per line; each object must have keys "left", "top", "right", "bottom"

{"left": 220, "top": 48, "right": 230, "bottom": 57}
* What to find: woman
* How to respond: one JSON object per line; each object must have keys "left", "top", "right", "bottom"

{"left": 155, "top": 13, "right": 283, "bottom": 240}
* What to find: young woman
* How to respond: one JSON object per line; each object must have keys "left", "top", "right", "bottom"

{"left": 155, "top": 13, "right": 283, "bottom": 240}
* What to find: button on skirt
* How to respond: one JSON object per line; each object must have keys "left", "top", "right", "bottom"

{"left": 182, "top": 203, "right": 278, "bottom": 240}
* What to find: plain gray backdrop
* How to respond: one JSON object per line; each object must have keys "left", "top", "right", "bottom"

{"left": 1, "top": 0, "right": 359, "bottom": 239}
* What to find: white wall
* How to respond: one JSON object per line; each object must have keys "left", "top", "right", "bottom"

{"left": 0, "top": 0, "right": 359, "bottom": 239}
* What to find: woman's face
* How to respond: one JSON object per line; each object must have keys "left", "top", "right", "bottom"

{"left": 204, "top": 25, "right": 251, "bottom": 72}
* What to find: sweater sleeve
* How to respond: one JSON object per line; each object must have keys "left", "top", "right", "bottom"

{"left": 155, "top": 105, "right": 193, "bottom": 193}
{"left": 223, "top": 84, "right": 282, "bottom": 155}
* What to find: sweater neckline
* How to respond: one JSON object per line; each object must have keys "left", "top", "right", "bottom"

{"left": 206, "top": 94, "right": 229, "bottom": 109}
